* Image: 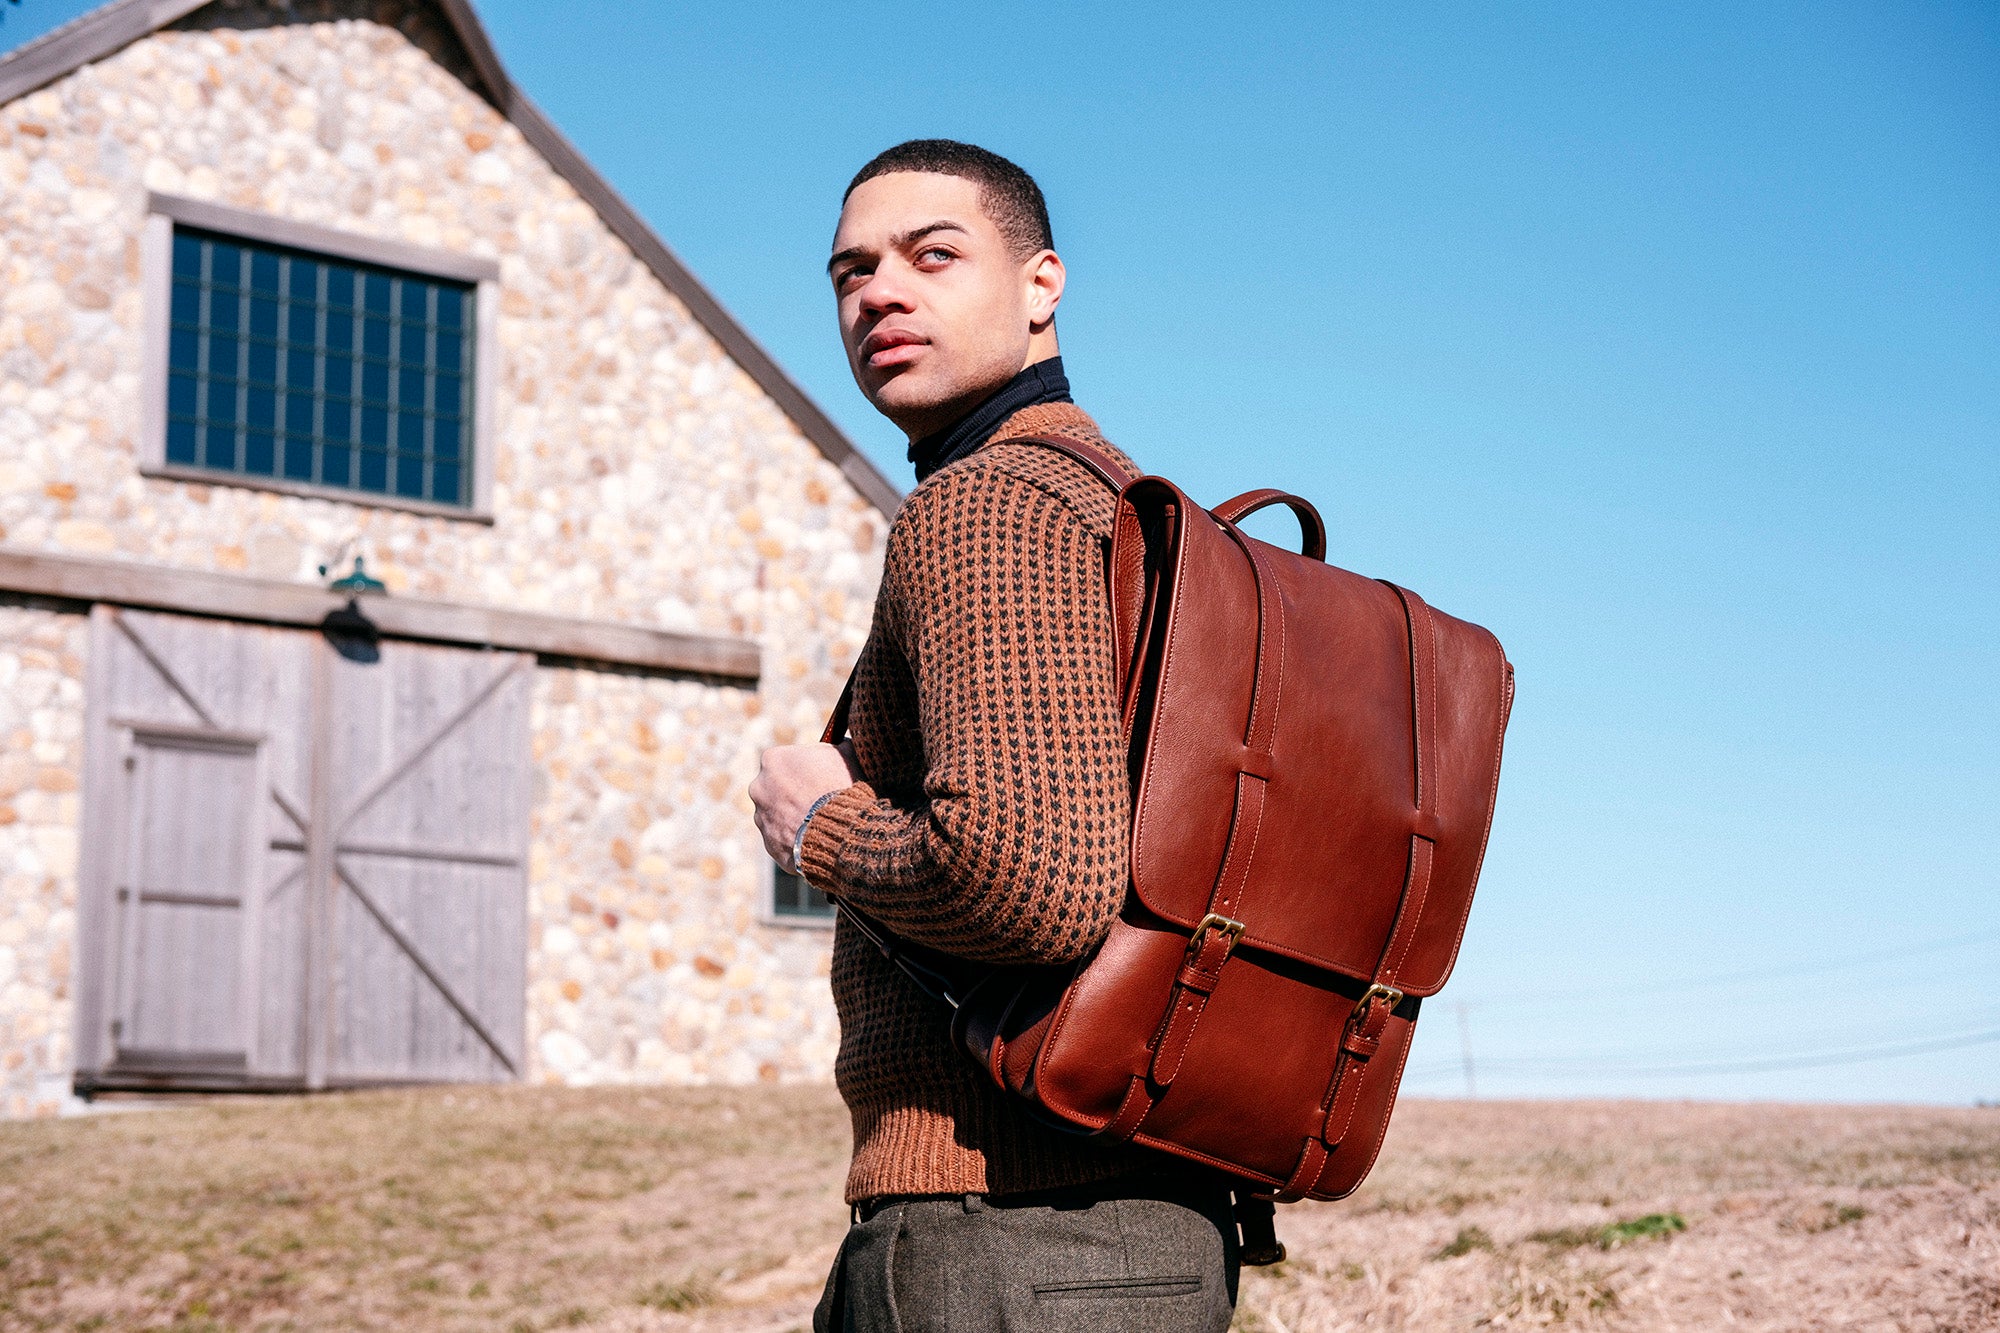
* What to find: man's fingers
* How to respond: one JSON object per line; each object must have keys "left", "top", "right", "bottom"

{"left": 748, "top": 742, "right": 856, "bottom": 875}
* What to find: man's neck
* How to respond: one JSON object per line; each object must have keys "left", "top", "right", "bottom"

{"left": 906, "top": 357, "right": 1072, "bottom": 483}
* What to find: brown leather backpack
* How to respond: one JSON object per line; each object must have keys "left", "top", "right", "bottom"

{"left": 824, "top": 437, "right": 1514, "bottom": 1257}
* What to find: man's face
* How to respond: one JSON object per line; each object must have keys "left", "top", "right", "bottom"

{"left": 829, "top": 171, "right": 1056, "bottom": 439}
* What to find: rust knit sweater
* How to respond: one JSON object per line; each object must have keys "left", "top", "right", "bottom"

{"left": 799, "top": 401, "right": 1149, "bottom": 1203}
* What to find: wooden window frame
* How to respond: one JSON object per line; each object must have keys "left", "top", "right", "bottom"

{"left": 139, "top": 192, "right": 501, "bottom": 522}
{"left": 765, "top": 860, "right": 836, "bottom": 929}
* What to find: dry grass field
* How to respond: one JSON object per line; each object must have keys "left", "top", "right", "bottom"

{"left": 0, "top": 1087, "right": 1993, "bottom": 1332}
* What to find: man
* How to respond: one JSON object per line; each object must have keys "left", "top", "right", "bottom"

{"left": 749, "top": 140, "right": 1239, "bottom": 1331}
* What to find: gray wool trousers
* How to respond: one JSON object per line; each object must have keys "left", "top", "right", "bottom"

{"left": 812, "top": 1179, "right": 1240, "bottom": 1333}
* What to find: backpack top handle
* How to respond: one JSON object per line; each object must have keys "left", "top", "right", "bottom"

{"left": 1213, "top": 489, "right": 1328, "bottom": 563}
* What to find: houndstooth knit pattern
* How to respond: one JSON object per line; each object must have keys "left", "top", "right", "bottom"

{"left": 800, "top": 401, "right": 1151, "bottom": 1203}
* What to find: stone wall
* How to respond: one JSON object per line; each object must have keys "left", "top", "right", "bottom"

{"left": 0, "top": 602, "right": 87, "bottom": 1117}
{"left": 0, "top": 0, "right": 887, "bottom": 1106}
{"left": 527, "top": 666, "right": 837, "bottom": 1087}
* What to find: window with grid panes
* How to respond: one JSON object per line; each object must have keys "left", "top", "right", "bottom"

{"left": 165, "top": 227, "right": 475, "bottom": 506}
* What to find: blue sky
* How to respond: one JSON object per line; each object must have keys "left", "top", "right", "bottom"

{"left": 8, "top": 1, "right": 1996, "bottom": 1101}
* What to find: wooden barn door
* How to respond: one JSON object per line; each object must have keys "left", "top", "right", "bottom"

{"left": 76, "top": 608, "right": 530, "bottom": 1093}
{"left": 78, "top": 607, "right": 313, "bottom": 1085}
{"left": 318, "top": 640, "right": 531, "bottom": 1085}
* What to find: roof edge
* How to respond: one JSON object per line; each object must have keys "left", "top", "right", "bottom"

{"left": 0, "top": 0, "right": 211, "bottom": 105}
{"left": 0, "top": 0, "right": 903, "bottom": 515}
{"left": 499, "top": 90, "right": 903, "bottom": 516}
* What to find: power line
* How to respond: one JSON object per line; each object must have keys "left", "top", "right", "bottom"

{"left": 1450, "top": 923, "right": 2000, "bottom": 1009}
{"left": 1403, "top": 1025, "right": 2000, "bottom": 1080}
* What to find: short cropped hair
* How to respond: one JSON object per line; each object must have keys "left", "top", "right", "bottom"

{"left": 845, "top": 140, "right": 1054, "bottom": 259}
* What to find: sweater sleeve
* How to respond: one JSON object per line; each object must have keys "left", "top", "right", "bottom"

{"left": 798, "top": 463, "right": 1130, "bottom": 967}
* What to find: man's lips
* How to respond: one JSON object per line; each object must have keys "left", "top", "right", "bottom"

{"left": 861, "top": 329, "right": 927, "bottom": 369}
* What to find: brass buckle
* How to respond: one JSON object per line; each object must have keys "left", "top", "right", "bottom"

{"left": 1350, "top": 982, "right": 1405, "bottom": 1022}
{"left": 1185, "top": 913, "right": 1246, "bottom": 964}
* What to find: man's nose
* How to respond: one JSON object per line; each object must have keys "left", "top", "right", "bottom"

{"left": 858, "top": 263, "right": 917, "bottom": 317}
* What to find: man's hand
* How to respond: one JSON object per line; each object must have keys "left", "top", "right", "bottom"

{"left": 750, "top": 742, "right": 862, "bottom": 874}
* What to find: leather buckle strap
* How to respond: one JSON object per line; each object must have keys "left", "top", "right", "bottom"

{"left": 1185, "top": 913, "right": 1246, "bottom": 967}
{"left": 1351, "top": 982, "right": 1404, "bottom": 1022}
{"left": 1148, "top": 911, "right": 1245, "bottom": 1087}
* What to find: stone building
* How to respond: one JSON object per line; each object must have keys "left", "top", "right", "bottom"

{"left": 0, "top": 0, "right": 897, "bottom": 1117}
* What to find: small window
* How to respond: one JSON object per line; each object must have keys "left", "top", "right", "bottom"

{"left": 163, "top": 226, "right": 476, "bottom": 507}
{"left": 771, "top": 863, "right": 836, "bottom": 924}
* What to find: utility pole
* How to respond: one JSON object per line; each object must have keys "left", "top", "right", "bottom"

{"left": 1456, "top": 1000, "right": 1477, "bottom": 1099}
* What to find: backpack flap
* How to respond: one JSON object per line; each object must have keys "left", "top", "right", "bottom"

{"left": 1117, "top": 478, "right": 1512, "bottom": 999}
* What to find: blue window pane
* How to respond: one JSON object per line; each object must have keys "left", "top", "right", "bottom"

{"left": 204, "top": 423, "right": 237, "bottom": 470}
{"left": 170, "top": 326, "right": 200, "bottom": 372}
{"left": 283, "top": 435, "right": 314, "bottom": 481}
{"left": 166, "top": 419, "right": 198, "bottom": 464}
{"left": 322, "top": 442, "right": 352, "bottom": 487}
{"left": 168, "top": 372, "right": 198, "bottom": 418}
{"left": 172, "top": 235, "right": 203, "bottom": 279}
{"left": 164, "top": 229, "right": 472, "bottom": 507}
{"left": 244, "top": 432, "right": 276, "bottom": 475}
{"left": 250, "top": 251, "right": 280, "bottom": 294}
{"left": 210, "top": 243, "right": 243, "bottom": 288}
{"left": 395, "top": 452, "right": 425, "bottom": 498}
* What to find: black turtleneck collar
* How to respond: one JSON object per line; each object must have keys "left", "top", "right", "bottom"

{"left": 907, "top": 357, "right": 1072, "bottom": 483}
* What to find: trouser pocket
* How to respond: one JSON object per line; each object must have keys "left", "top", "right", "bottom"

{"left": 1033, "top": 1276, "right": 1205, "bottom": 1301}
{"left": 1029, "top": 1271, "right": 1220, "bottom": 1333}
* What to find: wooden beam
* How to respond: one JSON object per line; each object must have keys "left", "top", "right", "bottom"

{"left": 147, "top": 192, "right": 501, "bottom": 282}
{"left": 0, "top": 547, "right": 760, "bottom": 680}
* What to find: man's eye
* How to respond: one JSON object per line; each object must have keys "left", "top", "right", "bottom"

{"left": 916, "top": 248, "right": 955, "bottom": 265}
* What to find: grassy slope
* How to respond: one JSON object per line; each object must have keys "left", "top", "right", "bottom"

{"left": 0, "top": 1089, "right": 1994, "bottom": 1331}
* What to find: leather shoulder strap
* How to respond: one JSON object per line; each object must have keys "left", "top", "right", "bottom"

{"left": 823, "top": 435, "right": 1131, "bottom": 747}
{"left": 1001, "top": 434, "right": 1137, "bottom": 493}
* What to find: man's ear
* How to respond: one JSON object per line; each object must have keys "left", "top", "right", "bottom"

{"left": 1024, "top": 249, "right": 1065, "bottom": 330}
